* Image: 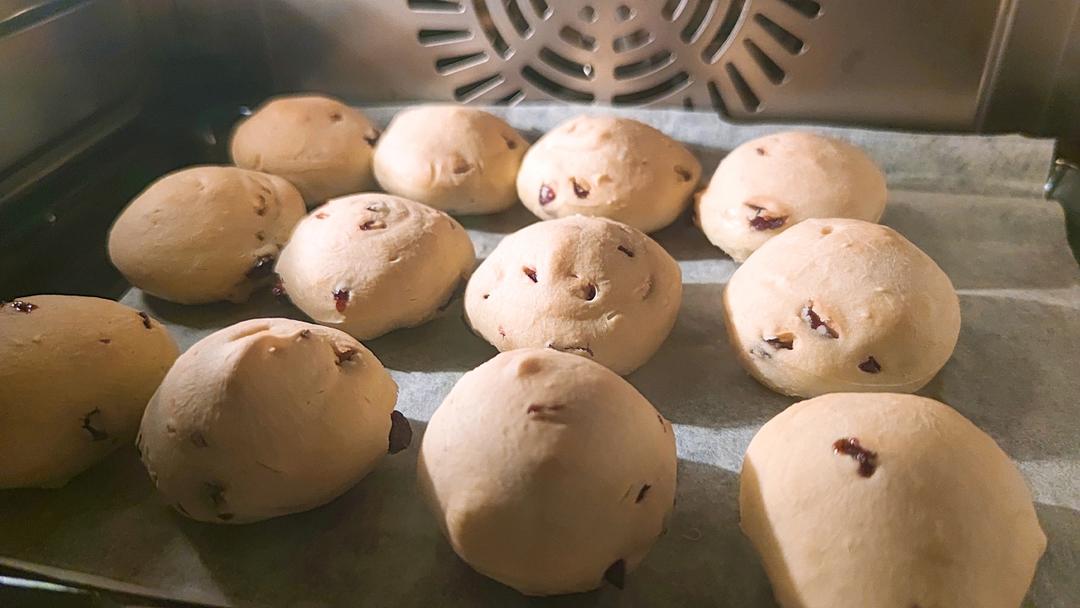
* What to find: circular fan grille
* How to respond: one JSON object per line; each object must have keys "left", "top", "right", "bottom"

{"left": 408, "top": 0, "right": 822, "bottom": 116}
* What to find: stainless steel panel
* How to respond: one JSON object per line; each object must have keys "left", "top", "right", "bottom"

{"left": 0, "top": 0, "right": 144, "bottom": 190}
{"left": 254, "top": 0, "right": 1008, "bottom": 129}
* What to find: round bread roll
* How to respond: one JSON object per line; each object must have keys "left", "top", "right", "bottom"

{"left": 373, "top": 105, "right": 528, "bottom": 215}
{"left": 138, "top": 318, "right": 409, "bottom": 524}
{"left": 516, "top": 115, "right": 701, "bottom": 233}
{"left": 230, "top": 94, "right": 380, "bottom": 205}
{"left": 0, "top": 296, "right": 178, "bottom": 489}
{"left": 464, "top": 216, "right": 681, "bottom": 375}
{"left": 275, "top": 193, "right": 476, "bottom": 340}
{"left": 108, "top": 166, "right": 305, "bottom": 305}
{"left": 741, "top": 393, "right": 1046, "bottom": 608}
{"left": 723, "top": 218, "right": 960, "bottom": 397}
{"left": 418, "top": 348, "right": 677, "bottom": 596}
{"left": 697, "top": 131, "right": 887, "bottom": 261}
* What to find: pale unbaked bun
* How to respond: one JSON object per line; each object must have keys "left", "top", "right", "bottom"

{"left": 230, "top": 94, "right": 380, "bottom": 205}
{"left": 373, "top": 105, "right": 528, "bottom": 215}
{"left": 108, "top": 166, "right": 305, "bottom": 304}
{"left": 697, "top": 131, "right": 887, "bottom": 261}
{"left": 275, "top": 193, "right": 475, "bottom": 340}
{"left": 464, "top": 216, "right": 681, "bottom": 375}
{"left": 0, "top": 296, "right": 178, "bottom": 489}
{"left": 723, "top": 218, "right": 960, "bottom": 397}
{"left": 138, "top": 318, "right": 409, "bottom": 524}
{"left": 418, "top": 348, "right": 677, "bottom": 596}
{"left": 516, "top": 115, "right": 701, "bottom": 233}
{"left": 741, "top": 393, "right": 1046, "bottom": 608}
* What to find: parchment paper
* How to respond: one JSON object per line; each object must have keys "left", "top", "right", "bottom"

{"left": 2, "top": 106, "right": 1078, "bottom": 608}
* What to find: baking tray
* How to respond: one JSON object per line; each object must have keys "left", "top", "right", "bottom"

{"left": 1, "top": 106, "right": 1078, "bottom": 607}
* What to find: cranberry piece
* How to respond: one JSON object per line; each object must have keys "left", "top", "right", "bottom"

{"left": 747, "top": 205, "right": 787, "bottom": 231}
{"left": 359, "top": 219, "right": 387, "bottom": 231}
{"left": 636, "top": 484, "right": 651, "bottom": 503}
{"left": 674, "top": 165, "right": 693, "bottom": 182}
{"left": 363, "top": 129, "right": 380, "bottom": 147}
{"left": 9, "top": 300, "right": 37, "bottom": 314}
{"left": 571, "top": 177, "right": 590, "bottom": 198}
{"left": 523, "top": 267, "right": 537, "bottom": 283}
{"left": 246, "top": 255, "right": 276, "bottom": 279}
{"left": 138, "top": 312, "right": 152, "bottom": 329}
{"left": 538, "top": 184, "right": 556, "bottom": 205}
{"left": 272, "top": 277, "right": 288, "bottom": 298}
{"left": 205, "top": 482, "right": 227, "bottom": 508}
{"left": 388, "top": 410, "right": 412, "bottom": 454}
{"left": 498, "top": 326, "right": 506, "bottom": 337}
{"left": 334, "top": 346, "right": 359, "bottom": 365}
{"left": 81, "top": 409, "right": 108, "bottom": 442}
{"left": 763, "top": 334, "right": 794, "bottom": 350}
{"left": 332, "top": 289, "right": 350, "bottom": 312}
{"left": 190, "top": 432, "right": 208, "bottom": 448}
{"left": 833, "top": 437, "right": 878, "bottom": 477}
{"left": 315, "top": 212, "right": 328, "bottom": 219}
{"left": 481, "top": 294, "right": 490, "bottom": 300}
{"left": 755, "top": 147, "right": 766, "bottom": 156}
{"left": 617, "top": 245, "right": 635, "bottom": 258}
{"left": 800, "top": 303, "right": 838, "bottom": 338}
{"left": 603, "top": 559, "right": 626, "bottom": 589}
{"left": 858, "top": 356, "right": 882, "bottom": 373}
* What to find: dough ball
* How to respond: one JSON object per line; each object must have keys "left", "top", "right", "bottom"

{"left": 275, "top": 193, "right": 475, "bottom": 340}
{"left": 230, "top": 94, "right": 379, "bottom": 205}
{"left": 373, "top": 105, "right": 528, "bottom": 215}
{"left": 741, "top": 393, "right": 1046, "bottom": 608}
{"left": 108, "top": 166, "right": 305, "bottom": 305}
{"left": 0, "top": 296, "right": 179, "bottom": 489}
{"left": 464, "top": 216, "right": 681, "bottom": 375}
{"left": 138, "top": 318, "right": 408, "bottom": 524}
{"left": 723, "top": 218, "right": 960, "bottom": 397}
{"left": 697, "top": 131, "right": 887, "bottom": 261}
{"left": 418, "top": 348, "right": 676, "bottom": 596}
{"left": 516, "top": 115, "right": 701, "bottom": 233}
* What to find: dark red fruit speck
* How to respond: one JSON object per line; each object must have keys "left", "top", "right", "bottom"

{"left": 9, "top": 300, "right": 37, "bottom": 313}
{"left": 858, "top": 356, "right": 882, "bottom": 373}
{"left": 755, "top": 147, "right": 766, "bottom": 156}
{"left": 206, "top": 482, "right": 227, "bottom": 508}
{"left": 617, "top": 245, "right": 635, "bottom": 258}
{"left": 363, "top": 129, "right": 381, "bottom": 147}
{"left": 604, "top": 559, "right": 626, "bottom": 589}
{"left": 315, "top": 212, "right": 328, "bottom": 219}
{"left": 833, "top": 437, "right": 878, "bottom": 478}
{"left": 81, "top": 409, "right": 108, "bottom": 442}
{"left": 333, "top": 289, "right": 350, "bottom": 312}
{"left": 334, "top": 346, "right": 359, "bottom": 365}
{"left": 764, "top": 335, "right": 794, "bottom": 350}
{"left": 801, "top": 303, "right": 838, "bottom": 339}
{"left": 571, "top": 178, "right": 589, "bottom": 198}
{"left": 674, "top": 165, "right": 693, "bottom": 182}
{"left": 272, "top": 277, "right": 288, "bottom": 299}
{"left": 747, "top": 205, "right": 787, "bottom": 231}
{"left": 388, "top": 410, "right": 412, "bottom": 454}
{"left": 539, "top": 184, "right": 556, "bottom": 205}
{"left": 636, "top": 485, "right": 651, "bottom": 503}
{"left": 360, "top": 219, "right": 386, "bottom": 231}
{"left": 523, "top": 267, "right": 537, "bottom": 283}
{"left": 246, "top": 255, "right": 276, "bottom": 279}
{"left": 138, "top": 312, "right": 152, "bottom": 329}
